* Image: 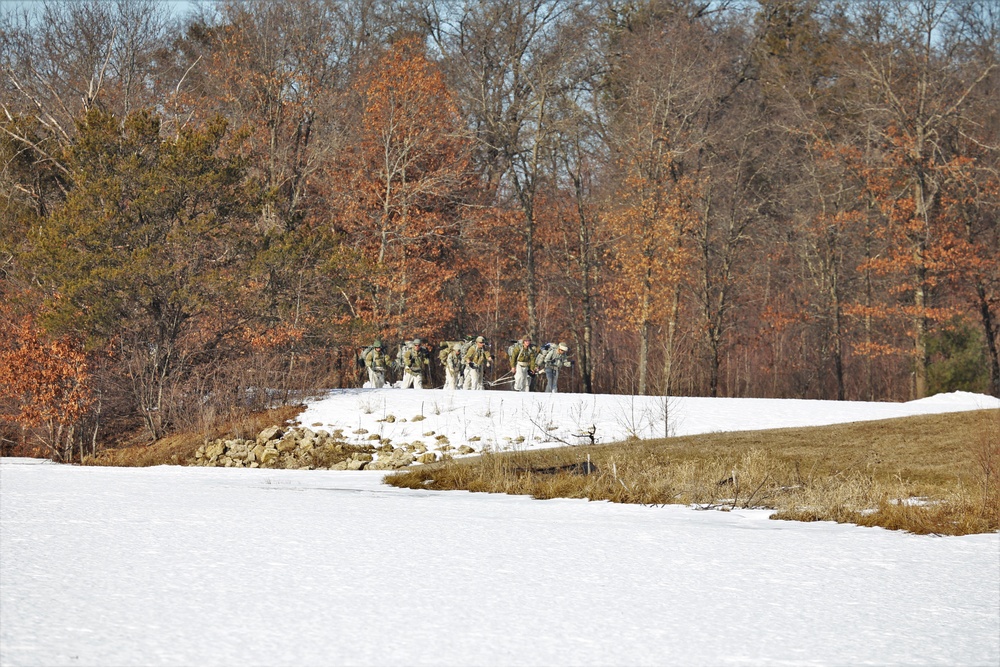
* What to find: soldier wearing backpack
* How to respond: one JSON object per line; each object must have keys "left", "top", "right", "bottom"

{"left": 440, "top": 342, "right": 463, "bottom": 390}
{"left": 401, "top": 338, "right": 430, "bottom": 389}
{"left": 540, "top": 342, "right": 571, "bottom": 393}
{"left": 364, "top": 340, "right": 391, "bottom": 388}
{"left": 463, "top": 336, "right": 492, "bottom": 390}
{"left": 509, "top": 336, "right": 537, "bottom": 392}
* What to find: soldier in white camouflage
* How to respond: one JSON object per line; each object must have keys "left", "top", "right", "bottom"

{"left": 508, "top": 336, "right": 537, "bottom": 392}
{"left": 364, "top": 340, "right": 391, "bottom": 388}
{"left": 401, "top": 338, "right": 429, "bottom": 389}
{"left": 541, "top": 342, "right": 571, "bottom": 393}
{"left": 462, "top": 336, "right": 492, "bottom": 390}
{"left": 440, "top": 342, "right": 463, "bottom": 390}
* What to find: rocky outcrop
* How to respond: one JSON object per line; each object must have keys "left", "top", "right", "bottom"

{"left": 192, "top": 425, "right": 456, "bottom": 471}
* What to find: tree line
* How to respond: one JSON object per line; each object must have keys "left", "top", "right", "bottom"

{"left": 1, "top": 0, "right": 997, "bottom": 459}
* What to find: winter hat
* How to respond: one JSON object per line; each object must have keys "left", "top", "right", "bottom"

{"left": 558, "top": 342, "right": 568, "bottom": 351}
{"left": 476, "top": 336, "right": 485, "bottom": 343}
{"left": 412, "top": 338, "right": 422, "bottom": 345}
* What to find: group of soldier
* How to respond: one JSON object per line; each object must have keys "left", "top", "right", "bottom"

{"left": 361, "top": 335, "right": 572, "bottom": 393}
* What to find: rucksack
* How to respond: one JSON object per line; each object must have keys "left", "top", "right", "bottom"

{"left": 439, "top": 340, "right": 460, "bottom": 362}
{"left": 443, "top": 339, "right": 472, "bottom": 358}
{"left": 535, "top": 342, "right": 554, "bottom": 368}
{"left": 506, "top": 342, "right": 519, "bottom": 359}
{"left": 357, "top": 345, "right": 375, "bottom": 369}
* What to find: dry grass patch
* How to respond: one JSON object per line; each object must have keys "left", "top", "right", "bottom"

{"left": 387, "top": 409, "right": 1000, "bottom": 535}
{"left": 84, "top": 404, "right": 306, "bottom": 467}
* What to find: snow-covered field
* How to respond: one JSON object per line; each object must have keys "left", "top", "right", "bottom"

{"left": 2, "top": 390, "right": 999, "bottom": 666}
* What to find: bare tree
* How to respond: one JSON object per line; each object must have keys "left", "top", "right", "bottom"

{"left": 188, "top": 0, "right": 392, "bottom": 232}
{"left": 2, "top": 0, "right": 173, "bottom": 138}
{"left": 422, "top": 0, "right": 583, "bottom": 342}
{"left": 839, "top": 0, "right": 998, "bottom": 398}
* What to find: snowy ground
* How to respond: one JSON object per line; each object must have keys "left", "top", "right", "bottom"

{"left": 2, "top": 391, "right": 999, "bottom": 666}
{"left": 295, "top": 387, "right": 1000, "bottom": 453}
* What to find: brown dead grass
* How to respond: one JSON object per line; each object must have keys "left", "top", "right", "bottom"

{"left": 83, "top": 404, "right": 306, "bottom": 467}
{"left": 386, "top": 409, "right": 1000, "bottom": 536}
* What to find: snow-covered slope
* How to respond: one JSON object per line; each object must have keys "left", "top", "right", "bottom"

{"left": 295, "top": 388, "right": 1000, "bottom": 453}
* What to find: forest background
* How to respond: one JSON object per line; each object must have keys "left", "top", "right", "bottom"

{"left": 1, "top": 0, "right": 998, "bottom": 462}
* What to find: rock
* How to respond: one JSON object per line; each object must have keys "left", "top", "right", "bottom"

{"left": 347, "top": 459, "right": 367, "bottom": 471}
{"left": 457, "top": 445, "right": 475, "bottom": 455}
{"left": 416, "top": 452, "right": 437, "bottom": 464}
{"left": 257, "top": 425, "right": 284, "bottom": 444}
{"left": 259, "top": 447, "right": 279, "bottom": 467}
{"left": 276, "top": 438, "right": 298, "bottom": 453}
{"left": 411, "top": 415, "right": 426, "bottom": 422}
{"left": 205, "top": 441, "right": 225, "bottom": 460}
{"left": 388, "top": 449, "right": 414, "bottom": 467}
{"left": 228, "top": 441, "right": 249, "bottom": 459}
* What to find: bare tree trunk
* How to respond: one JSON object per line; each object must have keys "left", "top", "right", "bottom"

{"left": 912, "top": 175, "right": 933, "bottom": 399}
{"left": 526, "top": 203, "right": 538, "bottom": 342}
{"left": 663, "top": 284, "right": 682, "bottom": 396}
{"left": 978, "top": 282, "right": 1000, "bottom": 398}
{"left": 638, "top": 259, "right": 654, "bottom": 395}
{"left": 639, "top": 320, "right": 650, "bottom": 396}
{"left": 913, "top": 258, "right": 929, "bottom": 399}
{"left": 707, "top": 323, "right": 722, "bottom": 398}
{"left": 831, "top": 283, "right": 845, "bottom": 401}
{"left": 575, "top": 184, "right": 595, "bottom": 394}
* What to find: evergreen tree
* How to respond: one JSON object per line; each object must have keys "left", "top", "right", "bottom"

{"left": 28, "top": 108, "right": 256, "bottom": 438}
